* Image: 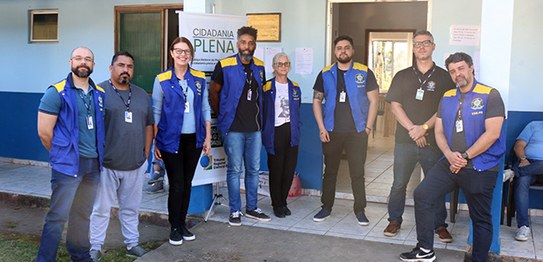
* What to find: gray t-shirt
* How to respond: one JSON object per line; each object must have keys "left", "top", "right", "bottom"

{"left": 100, "top": 80, "right": 154, "bottom": 170}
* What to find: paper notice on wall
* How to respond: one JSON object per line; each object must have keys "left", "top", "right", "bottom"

{"left": 264, "top": 47, "right": 283, "bottom": 77}
{"left": 449, "top": 25, "right": 480, "bottom": 46}
{"left": 295, "top": 47, "right": 313, "bottom": 75}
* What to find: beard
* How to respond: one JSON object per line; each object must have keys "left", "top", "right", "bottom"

{"left": 239, "top": 48, "right": 255, "bottom": 61}
{"left": 336, "top": 53, "right": 352, "bottom": 64}
{"left": 72, "top": 65, "right": 93, "bottom": 78}
{"left": 118, "top": 73, "right": 131, "bottom": 84}
{"left": 455, "top": 75, "right": 471, "bottom": 88}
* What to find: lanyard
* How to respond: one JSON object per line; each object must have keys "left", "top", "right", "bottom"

{"left": 245, "top": 71, "right": 253, "bottom": 87}
{"left": 456, "top": 93, "right": 465, "bottom": 121}
{"left": 77, "top": 89, "right": 92, "bottom": 117}
{"left": 412, "top": 66, "right": 436, "bottom": 89}
{"left": 109, "top": 80, "right": 131, "bottom": 111}
{"left": 179, "top": 79, "right": 188, "bottom": 101}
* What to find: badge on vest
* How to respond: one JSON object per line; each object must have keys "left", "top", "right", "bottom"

{"left": 456, "top": 119, "right": 463, "bottom": 133}
{"left": 339, "top": 91, "right": 346, "bottom": 103}
{"left": 87, "top": 115, "right": 94, "bottom": 130}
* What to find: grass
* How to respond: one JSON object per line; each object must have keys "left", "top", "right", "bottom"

{"left": 0, "top": 232, "right": 163, "bottom": 262}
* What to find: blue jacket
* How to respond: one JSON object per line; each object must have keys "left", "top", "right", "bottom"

{"left": 262, "top": 78, "right": 302, "bottom": 155}
{"left": 321, "top": 62, "right": 370, "bottom": 133}
{"left": 440, "top": 80, "right": 505, "bottom": 171}
{"left": 217, "top": 54, "right": 265, "bottom": 134}
{"left": 49, "top": 73, "right": 105, "bottom": 176}
{"left": 155, "top": 67, "right": 207, "bottom": 153}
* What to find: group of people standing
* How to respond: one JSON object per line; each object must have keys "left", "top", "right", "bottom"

{"left": 35, "top": 25, "right": 508, "bottom": 262}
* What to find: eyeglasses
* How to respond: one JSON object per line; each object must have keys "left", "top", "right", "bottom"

{"left": 275, "top": 62, "right": 290, "bottom": 68}
{"left": 71, "top": 56, "right": 93, "bottom": 63}
{"left": 413, "top": 40, "right": 434, "bottom": 48}
{"left": 173, "top": 48, "right": 191, "bottom": 55}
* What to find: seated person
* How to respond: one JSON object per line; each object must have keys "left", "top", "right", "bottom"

{"left": 512, "top": 121, "right": 543, "bottom": 241}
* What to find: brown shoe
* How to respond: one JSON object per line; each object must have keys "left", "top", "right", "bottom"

{"left": 435, "top": 227, "right": 453, "bottom": 243}
{"left": 384, "top": 221, "right": 401, "bottom": 237}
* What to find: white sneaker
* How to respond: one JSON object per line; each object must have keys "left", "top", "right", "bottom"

{"left": 515, "top": 225, "right": 530, "bottom": 241}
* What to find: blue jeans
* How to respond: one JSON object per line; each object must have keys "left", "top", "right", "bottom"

{"left": 223, "top": 131, "right": 262, "bottom": 213}
{"left": 388, "top": 143, "right": 447, "bottom": 228}
{"left": 513, "top": 159, "right": 543, "bottom": 227}
{"left": 414, "top": 159, "right": 496, "bottom": 262}
{"left": 37, "top": 158, "right": 100, "bottom": 262}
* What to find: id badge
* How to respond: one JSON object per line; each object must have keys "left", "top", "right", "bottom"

{"left": 416, "top": 88, "right": 424, "bottom": 101}
{"left": 339, "top": 91, "right": 346, "bottom": 103}
{"left": 247, "top": 89, "right": 252, "bottom": 101}
{"left": 184, "top": 101, "right": 190, "bottom": 113}
{"left": 124, "top": 111, "right": 132, "bottom": 123}
{"left": 87, "top": 115, "right": 94, "bottom": 130}
{"left": 455, "top": 119, "right": 463, "bottom": 133}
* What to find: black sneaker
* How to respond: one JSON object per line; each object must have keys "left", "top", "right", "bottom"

{"left": 356, "top": 211, "right": 369, "bottom": 226}
{"left": 181, "top": 225, "right": 195, "bottom": 241}
{"left": 283, "top": 206, "right": 292, "bottom": 216}
{"left": 229, "top": 211, "right": 242, "bottom": 226}
{"left": 400, "top": 247, "right": 436, "bottom": 262}
{"left": 169, "top": 228, "right": 183, "bottom": 246}
{"left": 245, "top": 208, "right": 271, "bottom": 221}
{"left": 273, "top": 207, "right": 285, "bottom": 218}
{"left": 313, "top": 208, "right": 331, "bottom": 222}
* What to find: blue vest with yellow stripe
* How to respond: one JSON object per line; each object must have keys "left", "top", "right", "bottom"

{"left": 440, "top": 80, "right": 505, "bottom": 171}
{"left": 49, "top": 73, "right": 105, "bottom": 176}
{"left": 262, "top": 78, "right": 302, "bottom": 155}
{"left": 217, "top": 54, "right": 265, "bottom": 134}
{"left": 155, "top": 67, "right": 207, "bottom": 153}
{"left": 321, "top": 62, "right": 370, "bottom": 133}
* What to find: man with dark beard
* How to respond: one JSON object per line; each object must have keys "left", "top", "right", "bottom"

{"left": 89, "top": 51, "right": 153, "bottom": 260}
{"left": 400, "top": 52, "right": 505, "bottom": 262}
{"left": 210, "top": 26, "right": 271, "bottom": 226}
{"left": 37, "top": 47, "right": 105, "bottom": 262}
{"left": 312, "top": 35, "right": 379, "bottom": 225}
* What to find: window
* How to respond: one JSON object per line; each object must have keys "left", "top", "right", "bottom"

{"left": 30, "top": 9, "right": 59, "bottom": 43}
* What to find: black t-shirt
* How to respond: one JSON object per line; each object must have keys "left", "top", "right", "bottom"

{"left": 313, "top": 66, "right": 378, "bottom": 132}
{"left": 212, "top": 61, "right": 261, "bottom": 132}
{"left": 386, "top": 63, "right": 455, "bottom": 144}
{"left": 437, "top": 88, "right": 505, "bottom": 169}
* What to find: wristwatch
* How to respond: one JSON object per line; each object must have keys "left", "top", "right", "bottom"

{"left": 422, "top": 123, "right": 429, "bottom": 130}
{"left": 520, "top": 156, "right": 528, "bottom": 161}
{"left": 461, "top": 152, "right": 469, "bottom": 160}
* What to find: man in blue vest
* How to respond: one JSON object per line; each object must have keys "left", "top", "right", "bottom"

{"left": 400, "top": 52, "right": 505, "bottom": 262}
{"left": 37, "top": 47, "right": 105, "bottom": 262}
{"left": 312, "top": 35, "right": 379, "bottom": 225}
{"left": 210, "top": 26, "right": 271, "bottom": 226}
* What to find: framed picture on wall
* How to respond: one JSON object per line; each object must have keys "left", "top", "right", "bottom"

{"left": 247, "top": 13, "right": 281, "bottom": 42}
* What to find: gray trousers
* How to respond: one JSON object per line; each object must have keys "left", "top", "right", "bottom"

{"left": 89, "top": 162, "right": 147, "bottom": 250}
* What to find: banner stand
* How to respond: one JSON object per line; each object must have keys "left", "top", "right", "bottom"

{"left": 204, "top": 183, "right": 229, "bottom": 222}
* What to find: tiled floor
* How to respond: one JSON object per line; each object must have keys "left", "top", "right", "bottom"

{"left": 1, "top": 140, "right": 542, "bottom": 260}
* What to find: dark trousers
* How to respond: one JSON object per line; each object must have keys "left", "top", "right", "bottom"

{"left": 414, "top": 158, "right": 496, "bottom": 262}
{"left": 37, "top": 157, "right": 100, "bottom": 262}
{"left": 267, "top": 123, "right": 299, "bottom": 209}
{"left": 321, "top": 131, "right": 368, "bottom": 213}
{"left": 161, "top": 134, "right": 202, "bottom": 229}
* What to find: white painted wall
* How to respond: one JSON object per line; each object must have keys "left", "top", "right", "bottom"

{"left": 0, "top": 0, "right": 178, "bottom": 93}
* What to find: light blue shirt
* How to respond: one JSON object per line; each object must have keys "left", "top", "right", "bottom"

{"left": 517, "top": 121, "right": 543, "bottom": 160}
{"left": 152, "top": 77, "right": 211, "bottom": 134}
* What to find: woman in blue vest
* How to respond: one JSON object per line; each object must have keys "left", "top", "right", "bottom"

{"left": 152, "top": 37, "right": 211, "bottom": 245}
{"left": 262, "top": 52, "right": 302, "bottom": 218}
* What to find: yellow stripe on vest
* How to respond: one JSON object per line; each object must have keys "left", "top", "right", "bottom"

{"left": 157, "top": 71, "right": 173, "bottom": 82}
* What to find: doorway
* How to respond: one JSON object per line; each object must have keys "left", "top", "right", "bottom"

{"left": 328, "top": 0, "right": 428, "bottom": 203}
{"left": 115, "top": 4, "right": 182, "bottom": 92}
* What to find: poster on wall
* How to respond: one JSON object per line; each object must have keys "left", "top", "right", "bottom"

{"left": 178, "top": 12, "right": 247, "bottom": 72}
{"left": 177, "top": 12, "right": 247, "bottom": 186}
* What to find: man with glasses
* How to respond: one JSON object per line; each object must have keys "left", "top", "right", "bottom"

{"left": 210, "top": 26, "right": 271, "bottom": 226}
{"left": 89, "top": 51, "right": 153, "bottom": 260}
{"left": 37, "top": 47, "right": 105, "bottom": 262}
{"left": 312, "top": 35, "right": 379, "bottom": 225}
{"left": 384, "top": 30, "right": 455, "bottom": 240}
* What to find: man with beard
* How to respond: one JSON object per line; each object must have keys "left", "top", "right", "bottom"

{"left": 37, "top": 47, "right": 105, "bottom": 262}
{"left": 383, "top": 31, "right": 455, "bottom": 241}
{"left": 312, "top": 35, "right": 379, "bottom": 225}
{"left": 89, "top": 51, "right": 153, "bottom": 260}
{"left": 210, "top": 26, "right": 271, "bottom": 226}
{"left": 400, "top": 52, "right": 505, "bottom": 262}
